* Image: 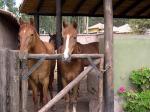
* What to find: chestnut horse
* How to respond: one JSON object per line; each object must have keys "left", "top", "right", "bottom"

{"left": 58, "top": 21, "right": 83, "bottom": 112}
{"left": 19, "top": 18, "right": 55, "bottom": 110}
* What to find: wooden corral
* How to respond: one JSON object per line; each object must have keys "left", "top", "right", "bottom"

{"left": 0, "top": 9, "right": 19, "bottom": 49}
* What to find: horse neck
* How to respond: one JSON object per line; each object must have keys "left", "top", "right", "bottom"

{"left": 30, "top": 35, "right": 47, "bottom": 54}
{"left": 50, "top": 39, "right": 55, "bottom": 47}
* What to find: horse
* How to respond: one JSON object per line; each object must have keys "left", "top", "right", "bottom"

{"left": 49, "top": 33, "right": 99, "bottom": 95}
{"left": 58, "top": 21, "right": 83, "bottom": 112}
{"left": 18, "top": 18, "right": 55, "bottom": 111}
{"left": 77, "top": 42, "right": 99, "bottom": 66}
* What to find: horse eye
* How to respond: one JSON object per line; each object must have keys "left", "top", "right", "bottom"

{"left": 31, "top": 34, "right": 34, "bottom": 36}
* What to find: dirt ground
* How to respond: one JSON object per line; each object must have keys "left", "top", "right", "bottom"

{"left": 27, "top": 78, "right": 89, "bottom": 112}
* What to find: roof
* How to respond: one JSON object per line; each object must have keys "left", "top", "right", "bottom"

{"left": 88, "top": 23, "right": 104, "bottom": 29}
{"left": 117, "top": 24, "right": 132, "bottom": 33}
{"left": 87, "top": 23, "right": 132, "bottom": 33}
{"left": 19, "top": 0, "right": 150, "bottom": 18}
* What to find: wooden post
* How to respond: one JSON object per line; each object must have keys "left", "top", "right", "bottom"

{"left": 34, "top": 14, "right": 40, "bottom": 33}
{"left": 103, "top": 0, "right": 114, "bottom": 112}
{"left": 0, "top": 49, "right": 8, "bottom": 112}
{"left": 8, "top": 50, "right": 20, "bottom": 112}
{"left": 87, "top": 58, "right": 104, "bottom": 112}
{"left": 56, "top": 0, "right": 63, "bottom": 92}
{"left": 20, "top": 56, "right": 28, "bottom": 112}
{"left": 99, "top": 58, "right": 104, "bottom": 112}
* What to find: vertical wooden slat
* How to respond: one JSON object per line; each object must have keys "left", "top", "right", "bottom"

{"left": 8, "top": 50, "right": 20, "bottom": 112}
{"left": 103, "top": 0, "right": 114, "bottom": 112}
{"left": 88, "top": 68, "right": 99, "bottom": 112}
{"left": 56, "top": 0, "right": 62, "bottom": 49}
{"left": 0, "top": 49, "right": 8, "bottom": 112}
{"left": 99, "top": 57, "right": 104, "bottom": 112}
{"left": 34, "top": 14, "right": 40, "bottom": 33}
{"left": 21, "top": 58, "right": 28, "bottom": 112}
{"left": 56, "top": 0, "right": 63, "bottom": 92}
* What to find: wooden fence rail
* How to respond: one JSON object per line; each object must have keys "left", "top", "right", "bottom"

{"left": 27, "top": 53, "right": 104, "bottom": 60}
{"left": 38, "top": 59, "right": 101, "bottom": 112}
{"left": 0, "top": 50, "right": 104, "bottom": 112}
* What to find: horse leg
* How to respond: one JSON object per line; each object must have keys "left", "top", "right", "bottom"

{"left": 42, "top": 77, "right": 49, "bottom": 105}
{"left": 72, "top": 85, "right": 79, "bottom": 112}
{"left": 29, "top": 79, "right": 38, "bottom": 111}
{"left": 39, "top": 84, "right": 43, "bottom": 105}
{"left": 49, "top": 69, "right": 54, "bottom": 99}
{"left": 62, "top": 78, "right": 70, "bottom": 112}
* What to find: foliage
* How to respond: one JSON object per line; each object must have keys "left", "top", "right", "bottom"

{"left": 129, "top": 19, "right": 150, "bottom": 33}
{"left": 113, "top": 18, "right": 129, "bottom": 27}
{"left": 120, "top": 91, "right": 150, "bottom": 112}
{"left": 119, "top": 67, "right": 150, "bottom": 112}
{"left": 39, "top": 16, "right": 56, "bottom": 34}
{"left": 130, "top": 68, "right": 150, "bottom": 91}
{"left": 0, "top": 0, "right": 4, "bottom": 8}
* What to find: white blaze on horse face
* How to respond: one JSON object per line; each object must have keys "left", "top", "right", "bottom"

{"left": 73, "top": 105, "right": 77, "bottom": 112}
{"left": 64, "top": 34, "right": 70, "bottom": 59}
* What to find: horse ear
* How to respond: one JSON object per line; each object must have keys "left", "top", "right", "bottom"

{"left": 30, "top": 18, "right": 35, "bottom": 26}
{"left": 19, "top": 18, "right": 24, "bottom": 25}
{"left": 63, "top": 21, "right": 68, "bottom": 28}
{"left": 72, "top": 21, "right": 77, "bottom": 29}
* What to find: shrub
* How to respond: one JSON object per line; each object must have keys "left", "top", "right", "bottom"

{"left": 130, "top": 68, "right": 150, "bottom": 91}
{"left": 118, "top": 68, "right": 150, "bottom": 112}
{"left": 121, "top": 91, "right": 150, "bottom": 112}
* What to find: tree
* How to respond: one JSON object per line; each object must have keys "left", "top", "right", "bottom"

{"left": 129, "top": 19, "right": 150, "bottom": 33}
{"left": 0, "top": 0, "right": 4, "bottom": 8}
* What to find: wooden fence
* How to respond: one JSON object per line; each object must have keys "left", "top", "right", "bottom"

{"left": 0, "top": 49, "right": 104, "bottom": 112}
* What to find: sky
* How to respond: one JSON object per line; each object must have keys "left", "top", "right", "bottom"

{"left": 15, "top": 0, "right": 23, "bottom": 7}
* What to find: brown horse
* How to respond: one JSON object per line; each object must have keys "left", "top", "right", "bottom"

{"left": 59, "top": 21, "right": 83, "bottom": 112}
{"left": 78, "top": 42, "right": 99, "bottom": 66}
{"left": 18, "top": 18, "right": 55, "bottom": 111}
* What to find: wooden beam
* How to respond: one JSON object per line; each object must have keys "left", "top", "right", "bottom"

{"left": 28, "top": 12, "right": 150, "bottom": 18}
{"left": 34, "top": 14, "right": 39, "bottom": 33}
{"left": 103, "top": 0, "right": 114, "bottom": 112}
{"left": 89, "top": 0, "right": 103, "bottom": 15}
{"left": 27, "top": 54, "right": 104, "bottom": 60}
{"left": 36, "top": 0, "right": 44, "bottom": 12}
{"left": 38, "top": 59, "right": 100, "bottom": 112}
{"left": 113, "top": 0, "right": 124, "bottom": 11}
{"left": 56, "top": 0, "right": 62, "bottom": 49}
{"left": 134, "top": 4, "right": 150, "bottom": 16}
{"left": 56, "top": 0, "right": 62, "bottom": 92}
{"left": 62, "top": 0, "right": 66, "bottom": 7}
{"left": 120, "top": 0, "right": 143, "bottom": 15}
{"left": 73, "top": 0, "right": 86, "bottom": 13}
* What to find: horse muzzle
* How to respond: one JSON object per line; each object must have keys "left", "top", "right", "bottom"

{"left": 62, "top": 53, "right": 71, "bottom": 62}
{"left": 19, "top": 51, "right": 28, "bottom": 60}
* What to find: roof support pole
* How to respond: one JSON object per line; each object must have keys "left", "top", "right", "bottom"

{"left": 34, "top": 14, "right": 40, "bottom": 33}
{"left": 56, "top": 0, "right": 62, "bottom": 92}
{"left": 103, "top": 0, "right": 114, "bottom": 112}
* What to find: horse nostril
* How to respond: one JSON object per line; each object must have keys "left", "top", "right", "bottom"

{"left": 62, "top": 53, "right": 71, "bottom": 63}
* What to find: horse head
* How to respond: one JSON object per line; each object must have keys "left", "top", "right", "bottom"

{"left": 62, "top": 21, "right": 78, "bottom": 62}
{"left": 18, "top": 18, "right": 38, "bottom": 58}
